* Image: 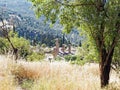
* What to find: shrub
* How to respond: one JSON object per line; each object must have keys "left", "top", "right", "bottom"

{"left": 55, "top": 56, "right": 64, "bottom": 61}
{"left": 9, "top": 31, "right": 30, "bottom": 57}
{"left": 41, "top": 43, "right": 46, "bottom": 48}
{"left": 0, "top": 31, "right": 30, "bottom": 57}
{"left": 26, "top": 52, "right": 45, "bottom": 61}
{"left": 0, "top": 31, "right": 46, "bottom": 61}
{"left": 0, "top": 37, "right": 10, "bottom": 54}
{"left": 10, "top": 31, "right": 45, "bottom": 61}
{"left": 64, "top": 55, "right": 77, "bottom": 62}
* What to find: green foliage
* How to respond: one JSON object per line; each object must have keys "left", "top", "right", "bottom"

{"left": 78, "top": 39, "right": 99, "bottom": 61}
{"left": 21, "top": 79, "right": 34, "bottom": 89}
{"left": 0, "top": 31, "right": 45, "bottom": 61}
{"left": 54, "top": 56, "right": 63, "bottom": 61}
{"left": 64, "top": 55, "right": 77, "bottom": 62}
{"left": 112, "top": 42, "right": 120, "bottom": 75}
{"left": 9, "top": 31, "right": 30, "bottom": 57}
{"left": 41, "top": 43, "right": 46, "bottom": 48}
{"left": 9, "top": 31, "right": 45, "bottom": 61}
{"left": 0, "top": 31, "right": 30, "bottom": 55}
{"left": 26, "top": 52, "right": 45, "bottom": 61}
{"left": 63, "top": 38, "right": 99, "bottom": 65}
{"left": 70, "top": 59, "right": 88, "bottom": 66}
{"left": 0, "top": 37, "right": 10, "bottom": 54}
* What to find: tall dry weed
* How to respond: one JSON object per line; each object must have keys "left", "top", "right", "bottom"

{"left": 0, "top": 55, "right": 17, "bottom": 90}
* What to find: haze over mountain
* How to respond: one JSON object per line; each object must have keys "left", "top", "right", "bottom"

{"left": 0, "top": 0, "right": 33, "bottom": 16}
{"left": 0, "top": 0, "right": 82, "bottom": 46}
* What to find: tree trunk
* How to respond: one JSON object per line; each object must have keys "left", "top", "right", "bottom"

{"left": 100, "top": 48, "right": 114, "bottom": 88}
{"left": 7, "top": 36, "right": 18, "bottom": 61}
{"left": 100, "top": 59, "right": 111, "bottom": 87}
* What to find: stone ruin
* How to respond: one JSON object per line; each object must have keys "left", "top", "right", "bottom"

{"left": 52, "top": 38, "right": 71, "bottom": 58}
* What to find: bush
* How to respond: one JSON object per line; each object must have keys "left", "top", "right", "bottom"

{"left": 10, "top": 31, "right": 45, "bottom": 61}
{"left": 0, "top": 37, "right": 10, "bottom": 54}
{"left": 0, "top": 31, "right": 45, "bottom": 61}
{"left": 0, "top": 31, "right": 30, "bottom": 57}
{"left": 9, "top": 31, "right": 30, "bottom": 57}
{"left": 71, "top": 59, "right": 88, "bottom": 65}
{"left": 41, "top": 44, "right": 46, "bottom": 48}
{"left": 64, "top": 52, "right": 93, "bottom": 65}
{"left": 26, "top": 52, "right": 45, "bottom": 61}
{"left": 55, "top": 56, "right": 63, "bottom": 61}
{"left": 63, "top": 54, "right": 90, "bottom": 65}
{"left": 64, "top": 55, "right": 77, "bottom": 62}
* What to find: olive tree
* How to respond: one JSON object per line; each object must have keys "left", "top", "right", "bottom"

{"left": 0, "top": 16, "right": 18, "bottom": 60}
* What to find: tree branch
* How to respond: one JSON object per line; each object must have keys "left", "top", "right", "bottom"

{"left": 104, "top": 22, "right": 120, "bottom": 66}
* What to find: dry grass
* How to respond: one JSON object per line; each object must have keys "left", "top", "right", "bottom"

{"left": 0, "top": 55, "right": 17, "bottom": 90}
{"left": 0, "top": 55, "right": 120, "bottom": 90}
{"left": 28, "top": 62, "right": 100, "bottom": 90}
{"left": 11, "top": 60, "right": 120, "bottom": 90}
{"left": 0, "top": 75, "right": 17, "bottom": 90}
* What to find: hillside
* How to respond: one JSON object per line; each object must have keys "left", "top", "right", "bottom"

{"left": 0, "top": 0, "right": 82, "bottom": 46}
{"left": 0, "top": 0, "right": 33, "bottom": 16}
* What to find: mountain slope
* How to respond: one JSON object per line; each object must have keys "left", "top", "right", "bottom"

{"left": 0, "top": 0, "right": 82, "bottom": 46}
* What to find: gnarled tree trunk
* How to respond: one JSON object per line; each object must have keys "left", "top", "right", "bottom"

{"left": 100, "top": 48, "right": 114, "bottom": 87}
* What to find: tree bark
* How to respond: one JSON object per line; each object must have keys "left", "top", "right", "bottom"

{"left": 100, "top": 48, "right": 114, "bottom": 88}
{"left": 100, "top": 59, "right": 111, "bottom": 87}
